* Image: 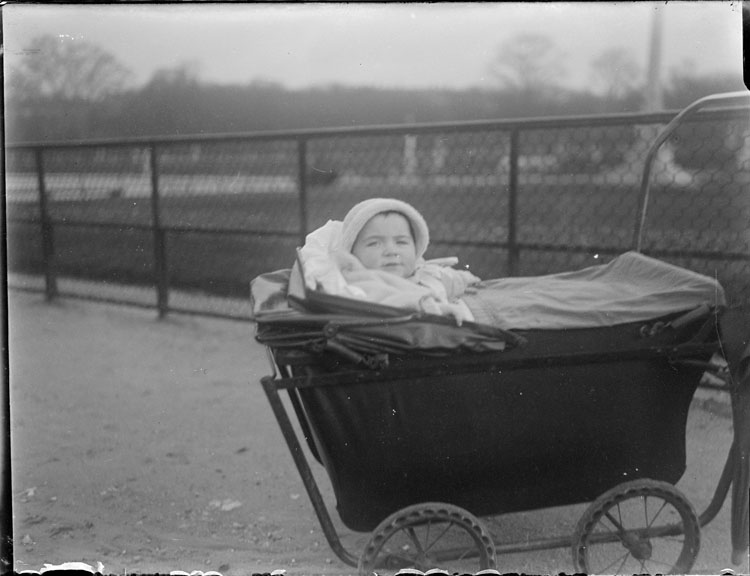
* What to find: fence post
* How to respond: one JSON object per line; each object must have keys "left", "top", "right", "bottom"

{"left": 148, "top": 144, "right": 169, "bottom": 318}
{"left": 35, "top": 148, "right": 58, "bottom": 300}
{"left": 297, "top": 138, "right": 309, "bottom": 246}
{"left": 507, "top": 128, "right": 520, "bottom": 276}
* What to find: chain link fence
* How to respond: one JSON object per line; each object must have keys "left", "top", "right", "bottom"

{"left": 6, "top": 104, "right": 749, "bottom": 319}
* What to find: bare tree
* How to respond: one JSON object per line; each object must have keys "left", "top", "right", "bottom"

{"left": 8, "top": 34, "right": 133, "bottom": 102}
{"left": 590, "top": 48, "right": 641, "bottom": 100}
{"left": 488, "top": 33, "right": 565, "bottom": 97}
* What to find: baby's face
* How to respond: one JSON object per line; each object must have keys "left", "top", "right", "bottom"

{"left": 351, "top": 213, "right": 417, "bottom": 278}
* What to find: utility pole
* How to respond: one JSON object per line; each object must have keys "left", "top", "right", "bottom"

{"left": 642, "top": 4, "right": 692, "bottom": 187}
{"left": 644, "top": 5, "right": 664, "bottom": 112}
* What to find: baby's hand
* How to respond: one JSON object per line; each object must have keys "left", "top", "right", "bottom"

{"left": 418, "top": 296, "right": 470, "bottom": 326}
{"left": 441, "top": 269, "right": 481, "bottom": 298}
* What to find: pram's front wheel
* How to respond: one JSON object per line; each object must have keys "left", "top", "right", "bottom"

{"left": 572, "top": 479, "right": 700, "bottom": 575}
{"left": 357, "top": 502, "right": 497, "bottom": 576}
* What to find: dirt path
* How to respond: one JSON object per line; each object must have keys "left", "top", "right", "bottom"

{"left": 8, "top": 291, "right": 747, "bottom": 575}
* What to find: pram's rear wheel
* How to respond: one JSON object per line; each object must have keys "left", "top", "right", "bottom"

{"left": 358, "top": 502, "right": 496, "bottom": 576}
{"left": 572, "top": 479, "right": 700, "bottom": 574}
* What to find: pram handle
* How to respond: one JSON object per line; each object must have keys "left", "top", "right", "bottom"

{"left": 632, "top": 91, "right": 750, "bottom": 252}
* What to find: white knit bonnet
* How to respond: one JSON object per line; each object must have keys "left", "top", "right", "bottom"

{"left": 341, "top": 198, "right": 430, "bottom": 259}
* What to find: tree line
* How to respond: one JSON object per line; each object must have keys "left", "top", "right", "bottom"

{"left": 6, "top": 33, "right": 745, "bottom": 143}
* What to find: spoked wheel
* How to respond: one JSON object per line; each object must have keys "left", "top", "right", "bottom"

{"left": 358, "top": 502, "right": 497, "bottom": 576}
{"left": 572, "top": 479, "right": 700, "bottom": 575}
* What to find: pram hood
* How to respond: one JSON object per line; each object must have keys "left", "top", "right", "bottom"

{"left": 250, "top": 266, "right": 522, "bottom": 358}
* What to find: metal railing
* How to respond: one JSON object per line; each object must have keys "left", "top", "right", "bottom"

{"left": 6, "top": 104, "right": 750, "bottom": 319}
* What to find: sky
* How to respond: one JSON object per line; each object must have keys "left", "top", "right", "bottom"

{"left": 2, "top": 2, "right": 745, "bottom": 92}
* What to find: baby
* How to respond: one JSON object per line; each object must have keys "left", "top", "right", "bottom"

{"left": 300, "top": 198, "right": 480, "bottom": 324}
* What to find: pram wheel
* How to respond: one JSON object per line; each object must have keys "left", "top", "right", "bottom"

{"left": 572, "top": 479, "right": 700, "bottom": 574}
{"left": 357, "top": 502, "right": 496, "bottom": 576}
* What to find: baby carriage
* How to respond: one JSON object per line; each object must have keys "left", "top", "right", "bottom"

{"left": 251, "top": 92, "right": 750, "bottom": 575}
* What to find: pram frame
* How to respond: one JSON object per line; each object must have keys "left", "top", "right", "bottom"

{"left": 257, "top": 91, "right": 750, "bottom": 572}
{"left": 632, "top": 90, "right": 750, "bottom": 252}
{"left": 261, "top": 313, "right": 742, "bottom": 569}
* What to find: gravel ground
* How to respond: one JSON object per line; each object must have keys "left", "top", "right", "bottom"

{"left": 8, "top": 290, "right": 748, "bottom": 575}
